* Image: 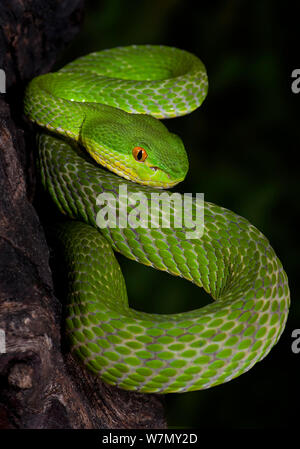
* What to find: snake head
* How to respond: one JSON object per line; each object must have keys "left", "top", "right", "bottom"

{"left": 80, "top": 106, "right": 189, "bottom": 189}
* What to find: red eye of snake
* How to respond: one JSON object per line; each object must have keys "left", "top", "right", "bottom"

{"left": 132, "top": 146, "right": 148, "bottom": 162}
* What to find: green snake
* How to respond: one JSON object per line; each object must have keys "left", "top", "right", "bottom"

{"left": 24, "top": 45, "right": 290, "bottom": 393}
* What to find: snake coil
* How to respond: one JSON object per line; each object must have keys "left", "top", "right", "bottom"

{"left": 24, "top": 45, "right": 290, "bottom": 393}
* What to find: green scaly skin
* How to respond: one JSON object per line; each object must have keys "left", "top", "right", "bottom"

{"left": 24, "top": 45, "right": 290, "bottom": 393}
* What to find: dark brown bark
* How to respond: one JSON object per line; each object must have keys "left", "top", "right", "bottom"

{"left": 0, "top": 0, "right": 166, "bottom": 429}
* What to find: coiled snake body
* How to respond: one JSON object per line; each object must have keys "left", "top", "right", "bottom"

{"left": 24, "top": 45, "right": 290, "bottom": 393}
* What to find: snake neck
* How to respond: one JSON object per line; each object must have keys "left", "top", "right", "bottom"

{"left": 24, "top": 73, "right": 119, "bottom": 140}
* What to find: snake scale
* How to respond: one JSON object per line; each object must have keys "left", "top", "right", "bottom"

{"left": 24, "top": 45, "right": 290, "bottom": 393}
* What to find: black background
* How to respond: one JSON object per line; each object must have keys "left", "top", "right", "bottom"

{"left": 55, "top": 0, "right": 299, "bottom": 429}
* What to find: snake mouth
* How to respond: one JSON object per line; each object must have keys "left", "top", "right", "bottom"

{"left": 110, "top": 161, "right": 183, "bottom": 189}
{"left": 127, "top": 173, "right": 183, "bottom": 189}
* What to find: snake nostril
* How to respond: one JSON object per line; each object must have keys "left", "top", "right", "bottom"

{"left": 150, "top": 166, "right": 159, "bottom": 172}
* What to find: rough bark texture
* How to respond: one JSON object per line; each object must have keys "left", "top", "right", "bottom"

{"left": 0, "top": 0, "right": 166, "bottom": 429}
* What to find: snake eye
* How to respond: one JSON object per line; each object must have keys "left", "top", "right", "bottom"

{"left": 133, "top": 146, "right": 147, "bottom": 162}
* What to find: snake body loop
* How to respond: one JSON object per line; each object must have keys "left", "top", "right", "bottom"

{"left": 24, "top": 45, "right": 290, "bottom": 393}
